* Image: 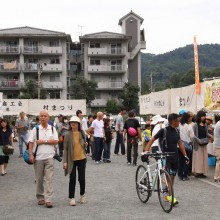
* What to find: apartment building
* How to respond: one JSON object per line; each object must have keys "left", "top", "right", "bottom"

{"left": 79, "top": 11, "right": 146, "bottom": 109}
{"left": 0, "top": 26, "right": 71, "bottom": 99}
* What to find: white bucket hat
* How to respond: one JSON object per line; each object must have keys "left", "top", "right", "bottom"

{"left": 69, "top": 116, "right": 80, "bottom": 123}
{"left": 150, "top": 115, "right": 165, "bottom": 125}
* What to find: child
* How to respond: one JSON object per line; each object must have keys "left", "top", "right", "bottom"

{"left": 142, "top": 124, "right": 151, "bottom": 151}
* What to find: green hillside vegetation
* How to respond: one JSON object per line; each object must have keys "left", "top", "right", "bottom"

{"left": 141, "top": 44, "right": 220, "bottom": 94}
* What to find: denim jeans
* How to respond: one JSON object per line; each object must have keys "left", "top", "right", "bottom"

{"left": 127, "top": 137, "right": 138, "bottom": 165}
{"left": 103, "top": 141, "right": 111, "bottom": 160}
{"left": 18, "top": 132, "right": 30, "bottom": 155}
{"left": 94, "top": 137, "right": 104, "bottom": 162}
{"left": 114, "top": 131, "right": 125, "bottom": 155}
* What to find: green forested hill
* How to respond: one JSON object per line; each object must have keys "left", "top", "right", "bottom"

{"left": 141, "top": 44, "right": 220, "bottom": 93}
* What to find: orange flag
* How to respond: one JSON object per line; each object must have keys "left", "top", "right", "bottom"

{"left": 194, "top": 36, "right": 201, "bottom": 94}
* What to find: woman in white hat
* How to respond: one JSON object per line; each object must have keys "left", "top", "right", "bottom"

{"left": 63, "top": 116, "right": 87, "bottom": 206}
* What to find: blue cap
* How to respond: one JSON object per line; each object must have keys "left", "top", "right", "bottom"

{"left": 179, "top": 109, "right": 187, "bottom": 115}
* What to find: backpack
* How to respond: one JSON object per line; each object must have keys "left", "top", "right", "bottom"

{"left": 24, "top": 126, "right": 39, "bottom": 165}
{"left": 159, "top": 127, "right": 180, "bottom": 152}
{"left": 143, "top": 130, "right": 150, "bottom": 142}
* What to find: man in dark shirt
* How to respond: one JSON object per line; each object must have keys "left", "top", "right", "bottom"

{"left": 124, "top": 111, "right": 142, "bottom": 166}
{"left": 145, "top": 113, "right": 189, "bottom": 205}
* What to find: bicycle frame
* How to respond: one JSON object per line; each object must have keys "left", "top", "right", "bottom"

{"left": 137, "top": 158, "right": 164, "bottom": 192}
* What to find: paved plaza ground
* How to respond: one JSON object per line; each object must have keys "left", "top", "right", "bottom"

{"left": 0, "top": 140, "right": 219, "bottom": 220}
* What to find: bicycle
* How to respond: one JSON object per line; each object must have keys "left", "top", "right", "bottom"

{"left": 135, "top": 151, "right": 174, "bottom": 213}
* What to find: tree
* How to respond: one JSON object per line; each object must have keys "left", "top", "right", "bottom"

{"left": 118, "top": 82, "right": 140, "bottom": 110}
{"left": 19, "top": 80, "right": 46, "bottom": 99}
{"left": 105, "top": 99, "right": 120, "bottom": 114}
{"left": 71, "top": 77, "right": 98, "bottom": 105}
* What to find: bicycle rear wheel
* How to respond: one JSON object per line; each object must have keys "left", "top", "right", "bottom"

{"left": 135, "top": 165, "right": 151, "bottom": 203}
{"left": 157, "top": 169, "right": 174, "bottom": 213}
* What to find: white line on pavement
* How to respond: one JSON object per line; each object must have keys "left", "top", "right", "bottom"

{"left": 198, "top": 179, "right": 220, "bottom": 189}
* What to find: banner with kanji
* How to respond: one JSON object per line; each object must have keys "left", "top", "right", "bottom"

{"left": 2, "top": 99, "right": 86, "bottom": 116}
{"left": 204, "top": 79, "right": 220, "bottom": 110}
{"left": 170, "top": 84, "right": 196, "bottom": 113}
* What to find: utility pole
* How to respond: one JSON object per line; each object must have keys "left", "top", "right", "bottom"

{"left": 150, "top": 73, "right": 153, "bottom": 92}
{"left": 37, "top": 64, "right": 43, "bottom": 99}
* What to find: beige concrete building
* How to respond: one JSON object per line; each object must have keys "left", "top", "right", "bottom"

{"left": 80, "top": 11, "right": 146, "bottom": 109}
{"left": 0, "top": 26, "right": 71, "bottom": 99}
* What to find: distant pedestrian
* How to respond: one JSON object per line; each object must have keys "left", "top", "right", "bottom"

{"left": 213, "top": 115, "right": 220, "bottom": 184}
{"left": 114, "top": 107, "right": 126, "bottom": 155}
{"left": 87, "top": 115, "right": 94, "bottom": 157}
{"left": 28, "top": 111, "right": 58, "bottom": 208}
{"left": 15, "top": 111, "right": 29, "bottom": 157}
{"left": 0, "top": 119, "right": 13, "bottom": 176}
{"left": 123, "top": 110, "right": 142, "bottom": 166}
{"left": 142, "top": 123, "right": 151, "bottom": 152}
{"left": 178, "top": 112, "right": 194, "bottom": 180}
{"left": 63, "top": 116, "right": 87, "bottom": 206}
{"left": 87, "top": 112, "right": 104, "bottom": 164}
{"left": 192, "top": 111, "right": 213, "bottom": 178}
{"left": 103, "top": 118, "right": 113, "bottom": 163}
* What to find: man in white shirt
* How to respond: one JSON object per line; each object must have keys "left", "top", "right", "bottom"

{"left": 87, "top": 112, "right": 104, "bottom": 164}
{"left": 114, "top": 107, "right": 126, "bottom": 155}
{"left": 76, "top": 110, "right": 88, "bottom": 132}
{"left": 28, "top": 111, "right": 58, "bottom": 208}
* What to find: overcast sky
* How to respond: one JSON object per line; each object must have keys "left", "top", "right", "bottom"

{"left": 0, "top": 0, "right": 219, "bottom": 54}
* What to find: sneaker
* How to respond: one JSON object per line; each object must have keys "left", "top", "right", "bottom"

{"left": 80, "top": 194, "right": 86, "bottom": 204}
{"left": 18, "top": 155, "right": 23, "bottom": 158}
{"left": 127, "top": 162, "right": 131, "bottom": 165}
{"left": 106, "top": 159, "right": 111, "bottom": 163}
{"left": 214, "top": 179, "right": 220, "bottom": 184}
{"left": 69, "top": 198, "right": 76, "bottom": 206}
{"left": 95, "top": 161, "right": 99, "bottom": 164}
{"left": 165, "top": 196, "right": 179, "bottom": 206}
{"left": 38, "top": 200, "right": 45, "bottom": 205}
{"left": 182, "top": 177, "right": 190, "bottom": 181}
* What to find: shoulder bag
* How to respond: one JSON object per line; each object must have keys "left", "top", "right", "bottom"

{"left": 0, "top": 129, "right": 14, "bottom": 155}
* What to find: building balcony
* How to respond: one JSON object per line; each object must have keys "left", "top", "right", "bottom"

{"left": 23, "top": 63, "right": 62, "bottom": 72}
{"left": 41, "top": 81, "right": 62, "bottom": 89}
{"left": 23, "top": 45, "right": 62, "bottom": 54}
{"left": 0, "top": 62, "right": 20, "bottom": 72}
{"left": 0, "top": 80, "right": 20, "bottom": 90}
{"left": 88, "top": 47, "right": 125, "bottom": 56}
{"left": 88, "top": 64, "right": 126, "bottom": 73}
{"left": 91, "top": 99, "right": 107, "bottom": 107}
{"left": 42, "top": 64, "right": 62, "bottom": 72}
{"left": 0, "top": 45, "right": 20, "bottom": 54}
{"left": 96, "top": 81, "right": 124, "bottom": 90}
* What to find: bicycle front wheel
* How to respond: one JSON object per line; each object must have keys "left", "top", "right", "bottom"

{"left": 135, "top": 165, "right": 151, "bottom": 203}
{"left": 157, "top": 169, "right": 174, "bottom": 213}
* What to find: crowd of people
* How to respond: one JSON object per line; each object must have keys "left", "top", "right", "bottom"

{"left": 0, "top": 107, "right": 220, "bottom": 208}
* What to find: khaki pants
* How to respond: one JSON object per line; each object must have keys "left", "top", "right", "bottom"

{"left": 214, "top": 147, "right": 220, "bottom": 181}
{"left": 34, "top": 158, "right": 54, "bottom": 202}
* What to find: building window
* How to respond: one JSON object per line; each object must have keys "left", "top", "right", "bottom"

{"left": 90, "top": 42, "right": 100, "bottom": 48}
{"left": 111, "top": 60, "right": 122, "bottom": 70}
{"left": 50, "top": 75, "right": 60, "bottom": 82}
{"left": 95, "top": 93, "right": 101, "bottom": 99}
{"left": 90, "top": 59, "right": 100, "bottom": 65}
{"left": 50, "top": 40, "right": 59, "bottom": 47}
{"left": 49, "top": 91, "right": 60, "bottom": 99}
{"left": 50, "top": 58, "right": 60, "bottom": 64}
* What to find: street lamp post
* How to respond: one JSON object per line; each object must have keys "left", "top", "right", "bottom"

{"left": 37, "top": 64, "right": 43, "bottom": 99}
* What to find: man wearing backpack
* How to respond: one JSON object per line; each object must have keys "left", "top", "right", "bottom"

{"left": 124, "top": 110, "right": 142, "bottom": 166}
{"left": 28, "top": 111, "right": 58, "bottom": 208}
{"left": 145, "top": 113, "right": 189, "bottom": 206}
